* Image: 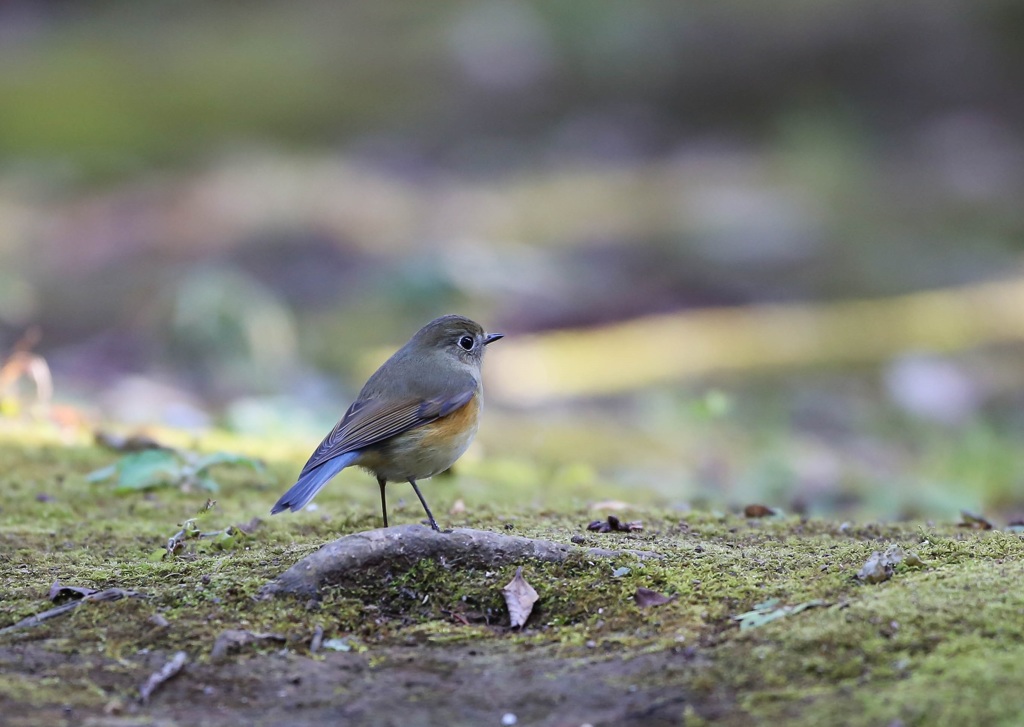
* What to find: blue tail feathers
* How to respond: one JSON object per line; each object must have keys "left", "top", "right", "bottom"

{"left": 270, "top": 450, "right": 361, "bottom": 514}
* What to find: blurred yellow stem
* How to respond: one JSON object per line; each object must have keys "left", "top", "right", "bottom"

{"left": 487, "top": 276, "right": 1024, "bottom": 403}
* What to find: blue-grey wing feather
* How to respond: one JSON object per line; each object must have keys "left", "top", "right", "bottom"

{"left": 298, "top": 381, "right": 476, "bottom": 477}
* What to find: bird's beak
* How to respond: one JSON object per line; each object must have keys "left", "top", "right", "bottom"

{"left": 484, "top": 333, "right": 504, "bottom": 345}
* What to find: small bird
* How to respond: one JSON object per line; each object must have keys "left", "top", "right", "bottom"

{"left": 271, "top": 315, "right": 503, "bottom": 531}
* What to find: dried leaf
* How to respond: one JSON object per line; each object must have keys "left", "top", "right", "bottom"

{"left": 634, "top": 587, "right": 676, "bottom": 608}
{"left": 139, "top": 651, "right": 187, "bottom": 704}
{"left": 857, "top": 544, "right": 924, "bottom": 584}
{"left": 856, "top": 550, "right": 892, "bottom": 584}
{"left": 48, "top": 581, "right": 97, "bottom": 603}
{"left": 959, "top": 510, "right": 993, "bottom": 530}
{"left": 586, "top": 515, "right": 643, "bottom": 533}
{"left": 501, "top": 566, "right": 539, "bottom": 629}
{"left": 744, "top": 504, "right": 776, "bottom": 518}
{"left": 0, "top": 588, "right": 143, "bottom": 636}
{"left": 734, "top": 598, "right": 827, "bottom": 630}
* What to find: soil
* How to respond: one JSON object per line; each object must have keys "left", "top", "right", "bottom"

{"left": 1, "top": 641, "right": 715, "bottom": 727}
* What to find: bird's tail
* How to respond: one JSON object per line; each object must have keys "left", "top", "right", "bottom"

{"left": 270, "top": 451, "right": 360, "bottom": 514}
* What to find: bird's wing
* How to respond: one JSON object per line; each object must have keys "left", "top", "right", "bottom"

{"left": 298, "top": 381, "right": 477, "bottom": 477}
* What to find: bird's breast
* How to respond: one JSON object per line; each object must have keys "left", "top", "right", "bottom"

{"left": 356, "top": 392, "right": 482, "bottom": 481}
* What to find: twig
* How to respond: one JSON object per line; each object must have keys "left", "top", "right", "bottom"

{"left": 139, "top": 651, "right": 188, "bottom": 704}
{"left": 0, "top": 588, "right": 143, "bottom": 636}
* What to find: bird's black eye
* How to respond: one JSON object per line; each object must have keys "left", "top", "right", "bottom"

{"left": 459, "top": 335, "right": 474, "bottom": 351}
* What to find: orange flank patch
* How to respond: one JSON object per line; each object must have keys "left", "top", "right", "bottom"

{"left": 416, "top": 392, "right": 480, "bottom": 449}
{"left": 353, "top": 392, "right": 481, "bottom": 478}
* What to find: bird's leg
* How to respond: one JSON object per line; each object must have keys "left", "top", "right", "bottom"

{"left": 408, "top": 478, "right": 440, "bottom": 532}
{"left": 377, "top": 477, "right": 389, "bottom": 528}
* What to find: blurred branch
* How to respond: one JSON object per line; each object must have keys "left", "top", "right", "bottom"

{"left": 488, "top": 275, "right": 1024, "bottom": 403}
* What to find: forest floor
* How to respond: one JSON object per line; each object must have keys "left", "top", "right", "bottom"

{"left": 2, "top": 439, "right": 1024, "bottom": 727}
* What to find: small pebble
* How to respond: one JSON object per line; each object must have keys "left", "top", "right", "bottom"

{"left": 501, "top": 713, "right": 517, "bottom": 726}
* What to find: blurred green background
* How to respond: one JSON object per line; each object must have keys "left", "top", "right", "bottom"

{"left": 3, "top": 0, "right": 1024, "bottom": 519}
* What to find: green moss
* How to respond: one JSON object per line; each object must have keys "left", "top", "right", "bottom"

{"left": 2, "top": 441, "right": 1024, "bottom": 723}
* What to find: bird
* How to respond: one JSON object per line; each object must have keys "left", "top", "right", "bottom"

{"left": 270, "top": 314, "right": 503, "bottom": 531}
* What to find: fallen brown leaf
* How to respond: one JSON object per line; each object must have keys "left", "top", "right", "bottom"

{"left": 47, "top": 581, "right": 97, "bottom": 603}
{"left": 501, "top": 566, "right": 539, "bottom": 629}
{"left": 634, "top": 587, "right": 676, "bottom": 608}
{"left": 958, "top": 510, "right": 993, "bottom": 530}
{"left": 744, "top": 504, "right": 776, "bottom": 518}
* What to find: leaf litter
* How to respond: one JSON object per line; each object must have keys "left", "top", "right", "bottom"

{"left": 0, "top": 587, "right": 144, "bottom": 636}
{"left": 502, "top": 567, "right": 539, "bottom": 628}
{"left": 856, "top": 544, "right": 925, "bottom": 584}
{"left": 743, "top": 504, "right": 777, "bottom": 518}
{"left": 154, "top": 500, "right": 259, "bottom": 560}
{"left": 48, "top": 580, "right": 98, "bottom": 603}
{"left": 958, "top": 510, "right": 994, "bottom": 530}
{"left": 587, "top": 515, "right": 643, "bottom": 533}
{"left": 634, "top": 587, "right": 676, "bottom": 608}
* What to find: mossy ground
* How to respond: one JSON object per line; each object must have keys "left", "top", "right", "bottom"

{"left": 2, "top": 438, "right": 1024, "bottom": 726}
